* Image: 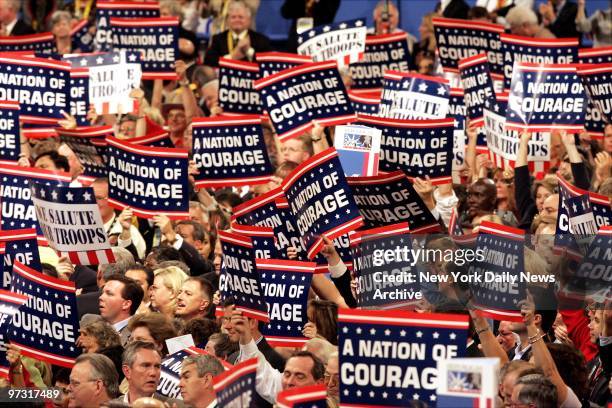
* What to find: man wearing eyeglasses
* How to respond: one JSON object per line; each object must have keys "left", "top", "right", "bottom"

{"left": 68, "top": 353, "right": 119, "bottom": 408}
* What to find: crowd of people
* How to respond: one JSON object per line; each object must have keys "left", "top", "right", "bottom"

{"left": 0, "top": 0, "right": 610, "bottom": 407}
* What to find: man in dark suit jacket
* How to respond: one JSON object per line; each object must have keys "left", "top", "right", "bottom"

{"left": 540, "top": 0, "right": 581, "bottom": 40}
{"left": 203, "top": 1, "right": 271, "bottom": 67}
{"left": 0, "top": 0, "right": 35, "bottom": 36}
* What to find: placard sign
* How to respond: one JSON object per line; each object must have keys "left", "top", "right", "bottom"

{"left": 357, "top": 114, "right": 454, "bottom": 184}
{"left": 219, "top": 58, "right": 262, "bottom": 114}
{"left": 257, "top": 259, "right": 315, "bottom": 347}
{"left": 297, "top": 19, "right": 367, "bottom": 66}
{"left": 347, "top": 171, "right": 439, "bottom": 233}
{"left": 379, "top": 71, "right": 450, "bottom": 120}
{"left": 433, "top": 17, "right": 504, "bottom": 79}
{"left": 106, "top": 136, "right": 189, "bottom": 219}
{"left": 257, "top": 52, "right": 312, "bottom": 77}
{"left": 9, "top": 261, "right": 80, "bottom": 368}
{"left": 349, "top": 32, "right": 411, "bottom": 89}
{"left": 0, "top": 55, "right": 70, "bottom": 125}
{"left": 338, "top": 308, "right": 468, "bottom": 407}
{"left": 192, "top": 115, "right": 273, "bottom": 188}
{"left": 95, "top": 0, "right": 160, "bottom": 51}
{"left": 0, "top": 100, "right": 20, "bottom": 164}
{"left": 500, "top": 34, "right": 578, "bottom": 90}
{"left": 470, "top": 222, "right": 526, "bottom": 321}
{"left": 281, "top": 148, "right": 363, "bottom": 259}
{"left": 506, "top": 62, "right": 586, "bottom": 133}
{"left": 254, "top": 60, "right": 356, "bottom": 142}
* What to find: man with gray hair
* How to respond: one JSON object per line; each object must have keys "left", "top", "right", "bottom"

{"left": 111, "top": 341, "right": 180, "bottom": 405}
{"left": 68, "top": 353, "right": 119, "bottom": 408}
{"left": 506, "top": 5, "right": 555, "bottom": 38}
{"left": 203, "top": 0, "right": 271, "bottom": 67}
{"left": 179, "top": 354, "right": 224, "bottom": 408}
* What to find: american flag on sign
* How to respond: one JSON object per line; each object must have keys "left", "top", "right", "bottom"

{"left": 448, "top": 208, "right": 478, "bottom": 246}
{"left": 577, "top": 63, "right": 612, "bottom": 124}
{"left": 338, "top": 308, "right": 468, "bottom": 407}
{"left": 232, "top": 188, "right": 306, "bottom": 258}
{"left": 357, "top": 115, "right": 454, "bottom": 185}
{"left": 297, "top": 19, "right": 367, "bottom": 67}
{"left": 472, "top": 222, "right": 526, "bottom": 321}
{"left": 219, "top": 59, "right": 262, "bottom": 114}
{"left": 578, "top": 46, "right": 612, "bottom": 64}
{"left": 349, "top": 32, "right": 411, "bottom": 89}
{"left": 433, "top": 17, "right": 504, "bottom": 79}
{"left": 0, "top": 289, "right": 29, "bottom": 379}
{"left": 0, "top": 229, "right": 41, "bottom": 291}
{"left": 500, "top": 34, "right": 578, "bottom": 90}
{"left": 347, "top": 171, "right": 439, "bottom": 232}
{"left": 277, "top": 384, "right": 327, "bottom": 408}
{"left": 506, "top": 62, "right": 586, "bottom": 133}
{"left": 95, "top": 0, "right": 160, "bottom": 51}
{"left": 349, "top": 223, "right": 421, "bottom": 310}
{"left": 233, "top": 225, "right": 279, "bottom": 259}
{"left": 0, "top": 165, "right": 72, "bottom": 242}
{"left": 63, "top": 51, "right": 142, "bottom": 115}
{"left": 218, "top": 231, "right": 269, "bottom": 322}
{"left": 106, "top": 136, "right": 189, "bottom": 219}
{"left": 379, "top": 71, "right": 450, "bottom": 120}
{"left": 213, "top": 358, "right": 258, "bottom": 408}
{"left": 281, "top": 148, "right": 363, "bottom": 259}
{"left": 56, "top": 126, "right": 111, "bottom": 182}
{"left": 192, "top": 115, "right": 273, "bottom": 188}
{"left": 0, "top": 56, "right": 70, "bottom": 125}
{"left": 31, "top": 183, "right": 115, "bottom": 266}
{"left": 9, "top": 261, "right": 80, "bottom": 368}
{"left": 257, "top": 52, "right": 312, "bottom": 77}
{"left": 110, "top": 17, "right": 179, "bottom": 80}
{"left": 254, "top": 60, "right": 356, "bottom": 142}
{"left": 0, "top": 100, "right": 20, "bottom": 164}
{"left": 257, "top": 259, "right": 315, "bottom": 347}
{"left": 483, "top": 92, "right": 550, "bottom": 178}
{"left": 0, "top": 32, "right": 55, "bottom": 54}
{"left": 69, "top": 68, "right": 90, "bottom": 126}
{"left": 458, "top": 53, "right": 496, "bottom": 128}
{"left": 348, "top": 89, "right": 381, "bottom": 115}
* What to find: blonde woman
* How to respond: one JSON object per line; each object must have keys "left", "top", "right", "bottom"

{"left": 150, "top": 266, "right": 188, "bottom": 319}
